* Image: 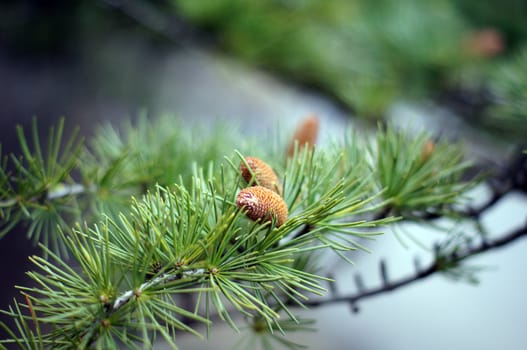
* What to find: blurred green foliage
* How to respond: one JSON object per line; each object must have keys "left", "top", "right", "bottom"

{"left": 173, "top": 0, "right": 527, "bottom": 136}
{"left": 175, "top": 0, "right": 472, "bottom": 117}
{"left": 1, "top": 0, "right": 526, "bottom": 136}
{"left": 176, "top": 0, "right": 463, "bottom": 116}
{"left": 483, "top": 46, "right": 527, "bottom": 138}
{"left": 454, "top": 0, "right": 527, "bottom": 50}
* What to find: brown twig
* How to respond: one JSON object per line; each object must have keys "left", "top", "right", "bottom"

{"left": 299, "top": 221, "right": 527, "bottom": 311}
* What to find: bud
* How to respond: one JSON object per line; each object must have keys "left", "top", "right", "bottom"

{"left": 240, "top": 156, "right": 282, "bottom": 194}
{"left": 463, "top": 28, "right": 504, "bottom": 58}
{"left": 287, "top": 115, "right": 320, "bottom": 157}
{"left": 421, "top": 140, "right": 435, "bottom": 162}
{"left": 236, "top": 186, "right": 288, "bottom": 227}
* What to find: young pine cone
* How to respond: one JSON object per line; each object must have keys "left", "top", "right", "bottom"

{"left": 421, "top": 140, "right": 435, "bottom": 162}
{"left": 236, "top": 186, "right": 288, "bottom": 227}
{"left": 287, "top": 115, "right": 320, "bottom": 157}
{"left": 240, "top": 156, "right": 282, "bottom": 195}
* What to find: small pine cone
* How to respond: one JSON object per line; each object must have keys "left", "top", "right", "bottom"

{"left": 421, "top": 140, "right": 435, "bottom": 162}
{"left": 240, "top": 156, "right": 282, "bottom": 194}
{"left": 463, "top": 28, "right": 504, "bottom": 58}
{"left": 236, "top": 186, "right": 288, "bottom": 227}
{"left": 287, "top": 115, "right": 320, "bottom": 157}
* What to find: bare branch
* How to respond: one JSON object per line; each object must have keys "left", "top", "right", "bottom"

{"left": 300, "top": 222, "right": 527, "bottom": 310}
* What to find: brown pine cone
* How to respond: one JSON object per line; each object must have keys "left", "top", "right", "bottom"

{"left": 240, "top": 156, "right": 282, "bottom": 195}
{"left": 236, "top": 186, "right": 288, "bottom": 227}
{"left": 287, "top": 115, "right": 320, "bottom": 157}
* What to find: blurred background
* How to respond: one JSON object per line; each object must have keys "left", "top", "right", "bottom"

{"left": 0, "top": 0, "right": 526, "bottom": 349}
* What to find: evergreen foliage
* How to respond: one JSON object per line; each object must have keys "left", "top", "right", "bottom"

{"left": 0, "top": 116, "right": 235, "bottom": 254}
{"left": 483, "top": 47, "right": 527, "bottom": 138}
{"left": 0, "top": 116, "right": 480, "bottom": 349}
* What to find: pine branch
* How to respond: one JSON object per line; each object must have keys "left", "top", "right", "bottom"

{"left": 0, "top": 147, "right": 395, "bottom": 348}
{"left": 0, "top": 117, "right": 487, "bottom": 348}
{"left": 305, "top": 149, "right": 527, "bottom": 313}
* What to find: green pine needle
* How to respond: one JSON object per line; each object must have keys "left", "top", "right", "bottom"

{"left": 0, "top": 115, "right": 482, "bottom": 348}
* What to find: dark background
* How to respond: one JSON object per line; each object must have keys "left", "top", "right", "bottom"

{"left": 0, "top": 0, "right": 157, "bottom": 338}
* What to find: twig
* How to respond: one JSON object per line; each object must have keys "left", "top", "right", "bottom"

{"left": 47, "top": 183, "right": 96, "bottom": 200}
{"left": 409, "top": 183, "right": 508, "bottom": 221}
{"left": 0, "top": 183, "right": 96, "bottom": 207}
{"left": 100, "top": 216, "right": 527, "bottom": 338}
{"left": 300, "top": 222, "right": 527, "bottom": 310}
{"left": 374, "top": 148, "right": 526, "bottom": 222}
{"left": 111, "top": 268, "right": 206, "bottom": 311}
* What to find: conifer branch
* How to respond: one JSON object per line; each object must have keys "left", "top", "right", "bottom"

{"left": 0, "top": 117, "right": 496, "bottom": 349}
